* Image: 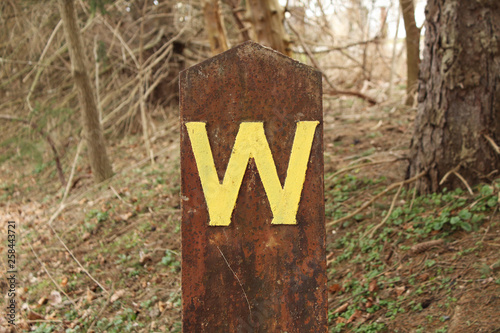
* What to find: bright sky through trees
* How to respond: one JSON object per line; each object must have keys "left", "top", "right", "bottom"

{"left": 280, "top": 0, "right": 425, "bottom": 38}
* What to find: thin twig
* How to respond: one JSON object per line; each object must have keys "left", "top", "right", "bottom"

{"left": 86, "top": 284, "right": 114, "bottom": 333}
{"left": 287, "top": 20, "right": 336, "bottom": 89}
{"left": 101, "top": 18, "right": 139, "bottom": 68}
{"left": 138, "top": 0, "right": 154, "bottom": 164}
{"left": 46, "top": 203, "right": 70, "bottom": 226}
{"left": 295, "top": 37, "right": 382, "bottom": 54}
{"left": 40, "top": 139, "right": 178, "bottom": 249}
{"left": 326, "top": 158, "right": 403, "bottom": 181}
{"left": 49, "top": 149, "right": 110, "bottom": 296}
{"left": 366, "top": 183, "right": 403, "bottom": 238}
{"left": 61, "top": 140, "right": 178, "bottom": 211}
{"left": 439, "top": 165, "right": 460, "bottom": 185}
{"left": 110, "top": 185, "right": 133, "bottom": 207}
{"left": 408, "top": 183, "right": 417, "bottom": 212}
{"left": 0, "top": 58, "right": 65, "bottom": 70}
{"left": 323, "top": 88, "right": 378, "bottom": 105}
{"left": 216, "top": 245, "right": 252, "bottom": 315}
{"left": 29, "top": 243, "right": 77, "bottom": 307}
{"left": 483, "top": 134, "right": 500, "bottom": 154}
{"left": 25, "top": 16, "right": 94, "bottom": 113}
{"left": 227, "top": 0, "right": 251, "bottom": 41}
{"left": 23, "top": 20, "right": 63, "bottom": 83}
{"left": 410, "top": 239, "right": 444, "bottom": 254}
{"left": 0, "top": 114, "right": 66, "bottom": 186}
{"left": 47, "top": 222, "right": 109, "bottom": 295}
{"left": 388, "top": 2, "right": 401, "bottom": 97}
{"left": 480, "top": 207, "right": 496, "bottom": 243}
{"left": 62, "top": 139, "right": 83, "bottom": 203}
{"left": 439, "top": 165, "right": 473, "bottom": 195}
{"left": 453, "top": 171, "right": 474, "bottom": 195}
{"left": 327, "top": 170, "right": 427, "bottom": 227}
{"left": 286, "top": 20, "right": 377, "bottom": 105}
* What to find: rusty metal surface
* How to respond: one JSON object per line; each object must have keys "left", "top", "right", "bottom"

{"left": 180, "top": 41, "right": 326, "bottom": 332}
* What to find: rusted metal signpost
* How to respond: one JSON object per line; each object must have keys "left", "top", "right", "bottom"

{"left": 180, "top": 41, "right": 326, "bottom": 332}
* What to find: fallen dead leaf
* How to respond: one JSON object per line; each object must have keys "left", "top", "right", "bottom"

{"left": 368, "top": 280, "right": 378, "bottom": 292}
{"left": 37, "top": 296, "right": 48, "bottom": 306}
{"left": 417, "top": 273, "right": 430, "bottom": 282}
{"left": 365, "top": 297, "right": 374, "bottom": 309}
{"left": 49, "top": 290, "right": 62, "bottom": 306}
{"left": 332, "top": 302, "right": 349, "bottom": 314}
{"left": 27, "top": 310, "right": 44, "bottom": 321}
{"left": 139, "top": 253, "right": 152, "bottom": 265}
{"left": 158, "top": 300, "right": 166, "bottom": 312}
{"left": 347, "top": 309, "right": 362, "bottom": 323}
{"left": 119, "top": 212, "right": 134, "bottom": 221}
{"left": 60, "top": 276, "right": 68, "bottom": 288}
{"left": 110, "top": 289, "right": 126, "bottom": 303}
{"left": 329, "top": 283, "right": 342, "bottom": 293}
{"left": 395, "top": 286, "right": 406, "bottom": 297}
{"left": 87, "top": 289, "right": 96, "bottom": 302}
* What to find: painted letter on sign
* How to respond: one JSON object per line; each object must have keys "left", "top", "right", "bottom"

{"left": 186, "top": 121, "right": 319, "bottom": 226}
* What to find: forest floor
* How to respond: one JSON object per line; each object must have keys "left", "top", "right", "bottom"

{"left": 0, "top": 95, "right": 499, "bottom": 333}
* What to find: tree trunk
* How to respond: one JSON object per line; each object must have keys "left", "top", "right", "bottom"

{"left": 408, "top": 0, "right": 500, "bottom": 194}
{"left": 399, "top": 0, "right": 420, "bottom": 106}
{"left": 203, "top": 0, "right": 229, "bottom": 55}
{"left": 245, "top": 0, "right": 290, "bottom": 56}
{"left": 58, "top": 0, "right": 113, "bottom": 183}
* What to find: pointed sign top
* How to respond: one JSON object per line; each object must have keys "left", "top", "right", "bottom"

{"left": 182, "top": 40, "right": 319, "bottom": 78}
{"left": 180, "top": 41, "right": 322, "bottom": 127}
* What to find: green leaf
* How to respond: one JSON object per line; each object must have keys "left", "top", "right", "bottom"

{"left": 471, "top": 215, "right": 483, "bottom": 224}
{"left": 480, "top": 185, "right": 493, "bottom": 196}
{"left": 450, "top": 216, "right": 461, "bottom": 225}
{"left": 487, "top": 197, "right": 498, "bottom": 207}
{"left": 391, "top": 207, "right": 403, "bottom": 219}
{"left": 433, "top": 220, "right": 445, "bottom": 230}
{"left": 460, "top": 222, "right": 472, "bottom": 232}
{"left": 458, "top": 209, "right": 471, "bottom": 220}
{"left": 354, "top": 214, "right": 364, "bottom": 221}
{"left": 87, "top": 0, "right": 112, "bottom": 15}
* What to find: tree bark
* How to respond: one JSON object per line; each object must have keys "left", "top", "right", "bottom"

{"left": 245, "top": 0, "right": 290, "bottom": 56}
{"left": 408, "top": 0, "right": 500, "bottom": 193}
{"left": 58, "top": 0, "right": 113, "bottom": 183}
{"left": 203, "top": 0, "right": 229, "bottom": 55}
{"left": 399, "top": 0, "right": 420, "bottom": 106}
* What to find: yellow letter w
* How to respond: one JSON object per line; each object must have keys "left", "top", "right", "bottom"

{"left": 186, "top": 121, "right": 319, "bottom": 226}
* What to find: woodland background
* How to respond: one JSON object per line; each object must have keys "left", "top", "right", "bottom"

{"left": 0, "top": 0, "right": 499, "bottom": 332}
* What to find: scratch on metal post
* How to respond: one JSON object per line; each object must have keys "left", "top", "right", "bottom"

{"left": 216, "top": 244, "right": 252, "bottom": 315}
